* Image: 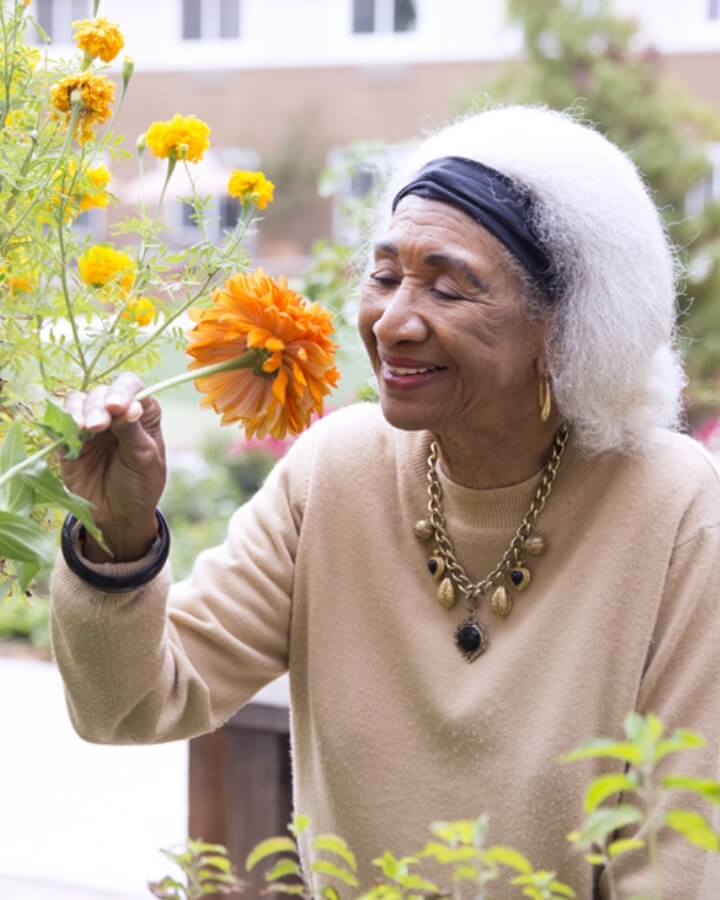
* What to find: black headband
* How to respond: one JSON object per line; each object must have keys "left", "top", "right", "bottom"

{"left": 391, "top": 156, "right": 554, "bottom": 293}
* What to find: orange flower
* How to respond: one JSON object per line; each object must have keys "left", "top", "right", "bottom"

{"left": 186, "top": 269, "right": 340, "bottom": 438}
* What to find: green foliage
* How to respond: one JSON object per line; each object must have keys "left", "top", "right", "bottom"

{"left": 0, "top": 0, "right": 261, "bottom": 594}
{"left": 563, "top": 711, "right": 720, "bottom": 899}
{"left": 218, "top": 714, "right": 720, "bottom": 900}
{"left": 461, "top": 0, "right": 720, "bottom": 386}
{"left": 148, "top": 839, "right": 243, "bottom": 899}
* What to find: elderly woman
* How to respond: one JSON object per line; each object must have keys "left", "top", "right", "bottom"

{"left": 51, "top": 106, "right": 720, "bottom": 899}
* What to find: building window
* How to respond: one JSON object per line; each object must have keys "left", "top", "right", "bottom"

{"left": 352, "top": 0, "right": 417, "bottom": 34}
{"left": 34, "top": 0, "right": 90, "bottom": 43}
{"left": 686, "top": 143, "right": 720, "bottom": 216}
{"left": 710, "top": 0, "right": 720, "bottom": 19}
{"left": 182, "top": 0, "right": 241, "bottom": 40}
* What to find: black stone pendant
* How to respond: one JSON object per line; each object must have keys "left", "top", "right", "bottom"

{"left": 454, "top": 617, "right": 489, "bottom": 662}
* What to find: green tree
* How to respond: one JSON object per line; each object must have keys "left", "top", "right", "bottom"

{"left": 462, "top": 0, "right": 720, "bottom": 393}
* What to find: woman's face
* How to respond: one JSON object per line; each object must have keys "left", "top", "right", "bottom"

{"left": 358, "top": 195, "right": 548, "bottom": 441}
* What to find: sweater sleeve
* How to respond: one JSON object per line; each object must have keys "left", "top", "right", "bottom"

{"left": 598, "top": 523, "right": 720, "bottom": 899}
{"left": 49, "top": 428, "right": 315, "bottom": 746}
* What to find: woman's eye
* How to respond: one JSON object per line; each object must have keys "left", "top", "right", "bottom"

{"left": 370, "top": 272, "right": 399, "bottom": 287}
{"left": 431, "top": 287, "right": 465, "bottom": 301}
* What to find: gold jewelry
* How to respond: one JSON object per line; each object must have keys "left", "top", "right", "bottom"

{"left": 414, "top": 424, "right": 570, "bottom": 662}
{"left": 538, "top": 373, "right": 552, "bottom": 422}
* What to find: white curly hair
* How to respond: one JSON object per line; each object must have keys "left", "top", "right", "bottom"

{"left": 369, "top": 105, "right": 686, "bottom": 455}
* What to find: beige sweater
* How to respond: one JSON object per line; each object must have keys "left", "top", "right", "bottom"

{"left": 50, "top": 404, "right": 720, "bottom": 898}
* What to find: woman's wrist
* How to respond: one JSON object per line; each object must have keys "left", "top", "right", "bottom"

{"left": 61, "top": 509, "right": 171, "bottom": 593}
{"left": 83, "top": 515, "right": 160, "bottom": 563}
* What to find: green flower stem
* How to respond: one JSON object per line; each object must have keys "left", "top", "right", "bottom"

{"left": 134, "top": 349, "right": 267, "bottom": 402}
{"left": 0, "top": 437, "right": 64, "bottom": 491}
{"left": 57, "top": 191, "right": 88, "bottom": 375}
{"left": 154, "top": 153, "right": 177, "bottom": 222}
{"left": 0, "top": 352, "right": 267, "bottom": 491}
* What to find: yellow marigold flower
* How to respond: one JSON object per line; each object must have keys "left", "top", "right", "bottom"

{"left": 73, "top": 17, "right": 124, "bottom": 63}
{"left": 7, "top": 273, "right": 35, "bottom": 294}
{"left": 50, "top": 72, "right": 115, "bottom": 144}
{"left": 122, "top": 297, "right": 156, "bottom": 327}
{"left": 5, "top": 109, "right": 29, "bottom": 129}
{"left": 227, "top": 170, "right": 275, "bottom": 210}
{"left": 88, "top": 163, "right": 111, "bottom": 189}
{"left": 186, "top": 269, "right": 340, "bottom": 438}
{"left": 78, "top": 245, "right": 135, "bottom": 292}
{"left": 145, "top": 114, "right": 210, "bottom": 163}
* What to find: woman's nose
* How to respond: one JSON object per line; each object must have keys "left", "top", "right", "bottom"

{"left": 372, "top": 283, "right": 428, "bottom": 345}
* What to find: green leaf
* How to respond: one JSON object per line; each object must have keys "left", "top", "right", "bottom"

{"left": 396, "top": 873, "right": 439, "bottom": 892}
{"left": 20, "top": 463, "right": 104, "bottom": 542}
{"left": 452, "top": 864, "right": 480, "bottom": 880}
{"left": 40, "top": 400, "right": 83, "bottom": 458}
{"left": 372, "top": 851, "right": 398, "bottom": 880}
{"left": 560, "top": 739, "right": 642, "bottom": 765}
{"left": 0, "top": 423, "right": 34, "bottom": 514}
{"left": 420, "top": 842, "right": 479, "bottom": 864}
{"left": 430, "top": 817, "right": 487, "bottom": 846}
{"left": 314, "top": 834, "right": 357, "bottom": 872}
{"left": 322, "top": 888, "right": 341, "bottom": 900}
{"left": 662, "top": 775, "right": 720, "bottom": 804}
{"left": 571, "top": 804, "right": 643, "bottom": 849}
{"left": 0, "top": 510, "right": 54, "bottom": 565}
{"left": 608, "top": 838, "right": 645, "bottom": 858}
{"left": 16, "top": 558, "right": 42, "bottom": 593}
{"left": 584, "top": 853, "right": 606, "bottom": 865}
{"left": 624, "top": 712, "right": 663, "bottom": 744}
{"left": 654, "top": 729, "right": 707, "bottom": 763}
{"left": 290, "top": 813, "right": 310, "bottom": 836}
{"left": 246, "top": 838, "right": 298, "bottom": 872}
{"left": 483, "top": 845, "right": 533, "bottom": 873}
{"left": 548, "top": 881, "right": 576, "bottom": 897}
{"left": 583, "top": 773, "right": 637, "bottom": 813}
{"left": 666, "top": 809, "right": 720, "bottom": 851}
{"left": 311, "top": 859, "right": 359, "bottom": 888}
{"left": 264, "top": 858, "right": 302, "bottom": 882}
{"left": 198, "top": 854, "right": 231, "bottom": 872}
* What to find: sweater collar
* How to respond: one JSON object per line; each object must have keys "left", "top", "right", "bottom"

{"left": 406, "top": 427, "right": 598, "bottom": 531}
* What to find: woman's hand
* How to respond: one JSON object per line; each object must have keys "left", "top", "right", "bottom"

{"left": 60, "top": 373, "right": 167, "bottom": 562}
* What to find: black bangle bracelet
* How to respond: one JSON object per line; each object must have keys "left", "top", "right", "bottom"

{"left": 60, "top": 509, "right": 170, "bottom": 594}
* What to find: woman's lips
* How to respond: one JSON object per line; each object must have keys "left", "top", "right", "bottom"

{"left": 380, "top": 361, "right": 447, "bottom": 389}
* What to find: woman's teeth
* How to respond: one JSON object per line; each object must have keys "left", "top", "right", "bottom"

{"left": 385, "top": 365, "right": 438, "bottom": 375}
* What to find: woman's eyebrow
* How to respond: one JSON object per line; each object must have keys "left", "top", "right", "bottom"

{"left": 373, "top": 240, "right": 399, "bottom": 258}
{"left": 423, "top": 252, "right": 488, "bottom": 291}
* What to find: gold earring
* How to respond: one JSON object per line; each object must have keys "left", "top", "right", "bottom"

{"left": 538, "top": 374, "right": 552, "bottom": 423}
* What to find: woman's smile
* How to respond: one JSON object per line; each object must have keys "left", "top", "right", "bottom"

{"left": 380, "top": 354, "right": 449, "bottom": 390}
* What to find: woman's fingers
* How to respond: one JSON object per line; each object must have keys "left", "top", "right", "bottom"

{"left": 105, "top": 372, "right": 146, "bottom": 416}
{"left": 63, "top": 374, "right": 148, "bottom": 432}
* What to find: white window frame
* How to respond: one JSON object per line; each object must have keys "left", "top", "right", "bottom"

{"left": 181, "top": 0, "right": 242, "bottom": 41}
{"left": 30, "top": 0, "right": 91, "bottom": 45}
{"left": 350, "top": 0, "right": 418, "bottom": 35}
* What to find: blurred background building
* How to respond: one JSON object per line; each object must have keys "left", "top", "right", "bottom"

{"left": 27, "top": 0, "right": 720, "bottom": 271}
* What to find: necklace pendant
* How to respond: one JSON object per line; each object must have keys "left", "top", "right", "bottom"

{"left": 437, "top": 576, "right": 456, "bottom": 609}
{"left": 525, "top": 535, "right": 546, "bottom": 556}
{"left": 414, "top": 518, "right": 434, "bottom": 542}
{"left": 454, "top": 616, "right": 489, "bottom": 662}
{"left": 490, "top": 585, "right": 512, "bottom": 617}
{"left": 427, "top": 554, "right": 445, "bottom": 581}
{"left": 509, "top": 565, "right": 531, "bottom": 592}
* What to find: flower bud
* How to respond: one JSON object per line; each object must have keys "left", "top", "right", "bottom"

{"left": 136, "top": 131, "right": 146, "bottom": 155}
{"left": 70, "top": 89, "right": 83, "bottom": 107}
{"left": 122, "top": 56, "right": 134, "bottom": 91}
{"left": 178, "top": 143, "right": 188, "bottom": 160}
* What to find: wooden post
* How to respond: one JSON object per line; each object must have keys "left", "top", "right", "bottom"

{"left": 189, "top": 703, "right": 292, "bottom": 898}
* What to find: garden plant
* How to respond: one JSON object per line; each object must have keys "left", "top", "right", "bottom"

{"left": 153, "top": 714, "right": 720, "bottom": 900}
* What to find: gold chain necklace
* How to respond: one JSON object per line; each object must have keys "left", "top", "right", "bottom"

{"left": 414, "top": 424, "right": 570, "bottom": 662}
